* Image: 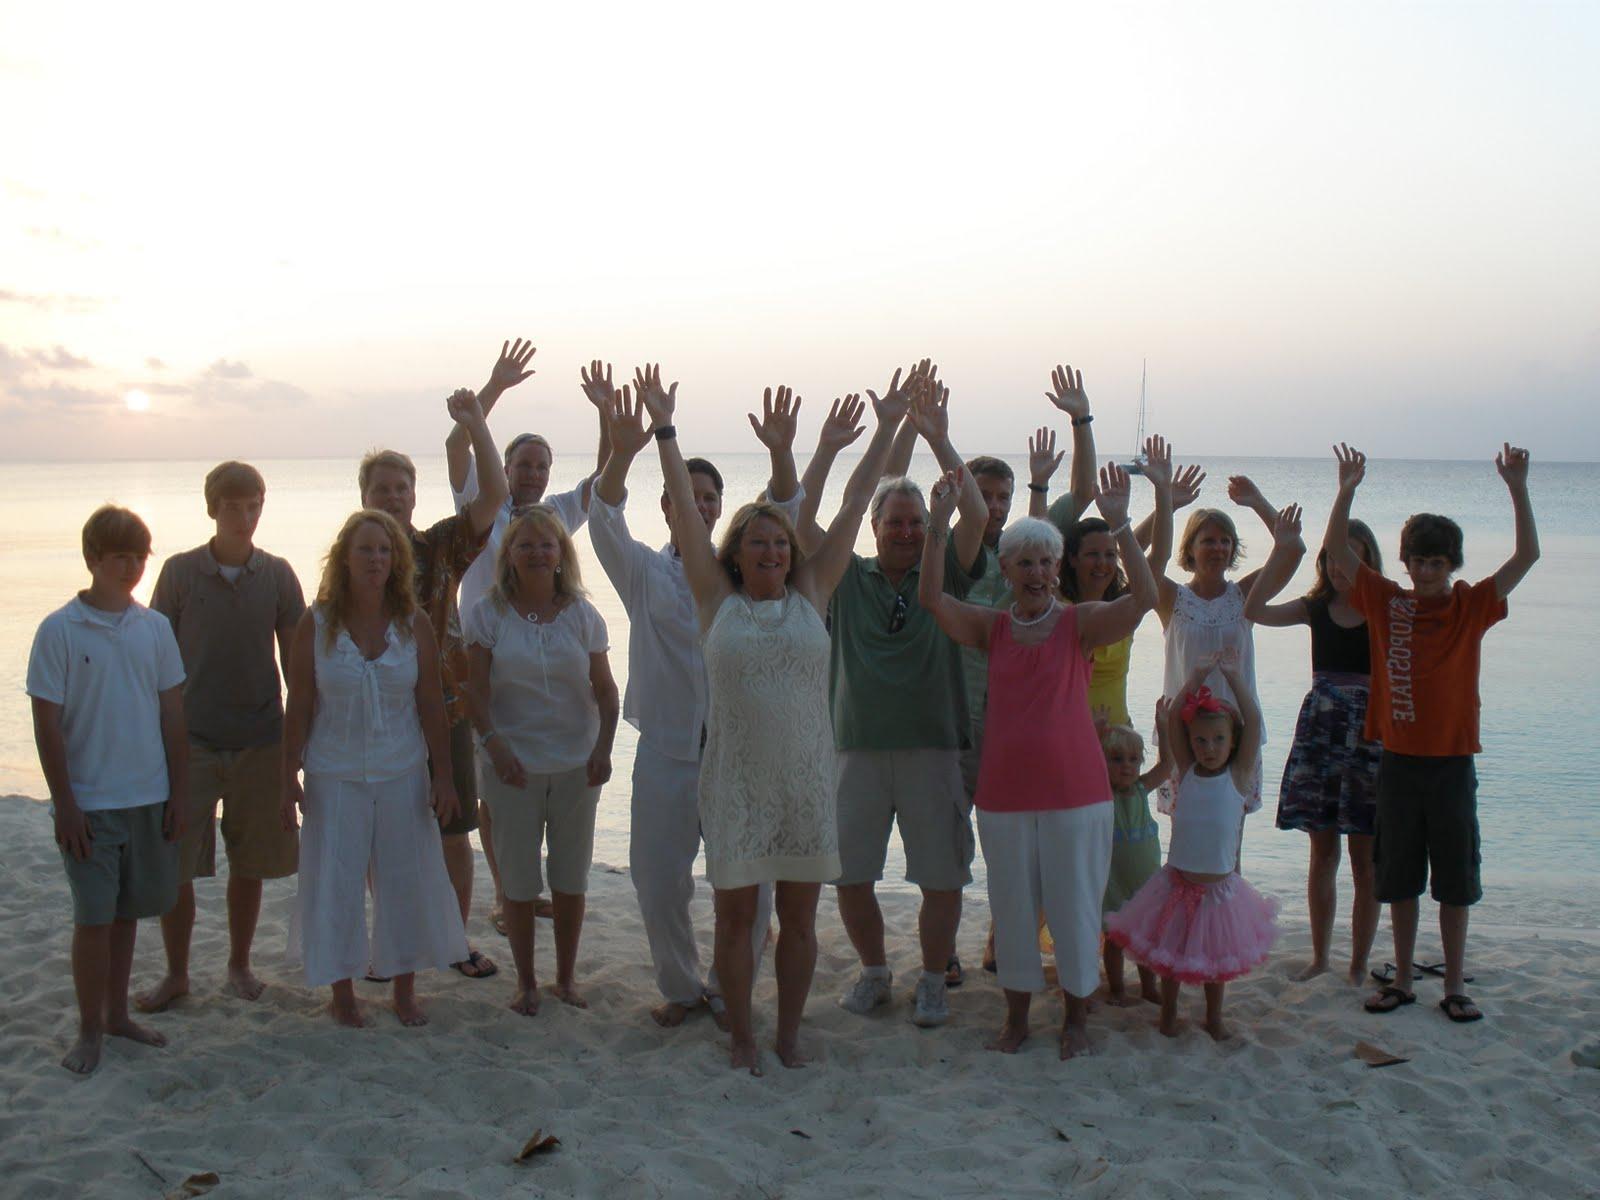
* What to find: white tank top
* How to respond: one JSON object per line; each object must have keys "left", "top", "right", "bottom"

{"left": 303, "top": 607, "right": 427, "bottom": 783}
{"left": 1166, "top": 766, "right": 1246, "bottom": 875}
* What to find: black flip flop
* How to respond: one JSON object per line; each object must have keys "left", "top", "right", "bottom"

{"left": 451, "top": 949, "right": 499, "bottom": 979}
{"left": 1370, "top": 961, "right": 1475, "bottom": 985}
{"left": 1439, "top": 994, "right": 1484, "bottom": 1023}
{"left": 1364, "top": 984, "right": 1417, "bottom": 1014}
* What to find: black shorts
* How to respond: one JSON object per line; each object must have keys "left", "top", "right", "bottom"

{"left": 1372, "top": 751, "right": 1481, "bottom": 907}
{"left": 437, "top": 718, "right": 480, "bottom": 837}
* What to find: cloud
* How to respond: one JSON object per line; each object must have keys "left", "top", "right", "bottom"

{"left": 0, "top": 380, "right": 121, "bottom": 413}
{"left": 0, "top": 288, "right": 102, "bottom": 313}
{"left": 26, "top": 345, "right": 93, "bottom": 370}
{"left": 145, "top": 357, "right": 167, "bottom": 370}
{"left": 205, "top": 358, "right": 253, "bottom": 380}
{"left": 25, "top": 226, "right": 95, "bottom": 249}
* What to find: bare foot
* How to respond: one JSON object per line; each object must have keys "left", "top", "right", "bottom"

{"left": 986, "top": 1022, "right": 1030, "bottom": 1054}
{"left": 61, "top": 1032, "right": 103, "bottom": 1075}
{"left": 134, "top": 973, "right": 189, "bottom": 1013}
{"left": 510, "top": 987, "right": 541, "bottom": 1017}
{"left": 553, "top": 982, "right": 588, "bottom": 1009}
{"left": 774, "top": 1038, "right": 809, "bottom": 1069}
{"left": 651, "top": 1000, "right": 697, "bottom": 1027}
{"left": 1346, "top": 964, "right": 1369, "bottom": 987}
{"left": 707, "top": 995, "right": 730, "bottom": 1032}
{"left": 1158, "top": 1012, "right": 1183, "bottom": 1038}
{"left": 394, "top": 996, "right": 429, "bottom": 1027}
{"left": 107, "top": 1016, "right": 168, "bottom": 1048}
{"left": 330, "top": 995, "right": 373, "bottom": 1028}
{"left": 730, "top": 1039, "right": 763, "bottom": 1076}
{"left": 225, "top": 966, "right": 266, "bottom": 1001}
{"left": 1059, "top": 1022, "right": 1092, "bottom": 1060}
{"left": 1294, "top": 961, "right": 1330, "bottom": 982}
{"left": 1103, "top": 988, "right": 1142, "bottom": 1009}
{"left": 1205, "top": 1016, "right": 1233, "bottom": 1042}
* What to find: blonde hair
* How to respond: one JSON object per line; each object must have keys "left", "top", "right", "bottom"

{"left": 357, "top": 449, "right": 416, "bottom": 498}
{"left": 717, "top": 502, "right": 804, "bottom": 586}
{"left": 1100, "top": 723, "right": 1146, "bottom": 762}
{"left": 492, "top": 506, "right": 588, "bottom": 607}
{"left": 316, "top": 510, "right": 416, "bottom": 649}
{"left": 1178, "top": 508, "right": 1244, "bottom": 572}
{"left": 1184, "top": 701, "right": 1246, "bottom": 763}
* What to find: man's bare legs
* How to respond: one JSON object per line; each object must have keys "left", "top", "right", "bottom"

{"left": 137, "top": 883, "right": 194, "bottom": 1011}
{"left": 1439, "top": 902, "right": 1471, "bottom": 1000}
{"left": 713, "top": 886, "right": 760, "bottom": 1073}
{"left": 550, "top": 890, "right": 587, "bottom": 1007}
{"left": 225, "top": 875, "right": 266, "bottom": 999}
{"left": 1386, "top": 896, "right": 1420, "bottom": 999}
{"left": 836, "top": 882, "right": 887, "bottom": 968}
{"left": 773, "top": 882, "right": 821, "bottom": 1068}
{"left": 917, "top": 888, "right": 962, "bottom": 974}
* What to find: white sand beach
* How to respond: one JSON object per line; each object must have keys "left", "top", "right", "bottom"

{"left": 2, "top": 794, "right": 1597, "bottom": 1199}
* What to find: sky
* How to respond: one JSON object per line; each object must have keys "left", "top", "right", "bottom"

{"left": 2, "top": 1, "right": 1598, "bottom": 463}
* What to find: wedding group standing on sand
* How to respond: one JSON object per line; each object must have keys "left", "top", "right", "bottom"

{"left": 27, "top": 340, "right": 1541, "bottom": 1076}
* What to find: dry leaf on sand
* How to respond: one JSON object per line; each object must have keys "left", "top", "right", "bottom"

{"left": 1353, "top": 1040, "right": 1410, "bottom": 1068}
{"left": 163, "top": 1172, "right": 220, "bottom": 1199}
{"left": 514, "top": 1130, "right": 561, "bottom": 1163}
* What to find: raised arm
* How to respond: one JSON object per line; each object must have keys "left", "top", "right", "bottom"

{"left": 748, "top": 385, "right": 802, "bottom": 504}
{"left": 279, "top": 610, "right": 316, "bottom": 831}
{"left": 1139, "top": 697, "right": 1177, "bottom": 791}
{"left": 1218, "top": 653, "right": 1263, "bottom": 791}
{"left": 1241, "top": 504, "right": 1310, "bottom": 627}
{"left": 1166, "top": 672, "right": 1197, "bottom": 776}
{"left": 447, "top": 388, "right": 509, "bottom": 537}
{"left": 1322, "top": 443, "right": 1366, "bottom": 582}
{"left": 1026, "top": 426, "right": 1064, "bottom": 518}
{"left": 634, "top": 365, "right": 734, "bottom": 619}
{"left": 1075, "top": 463, "right": 1160, "bottom": 650}
{"left": 797, "top": 394, "right": 869, "bottom": 555}
{"left": 1134, "top": 461, "right": 1204, "bottom": 552}
{"left": 1140, "top": 435, "right": 1176, "bottom": 576}
{"left": 448, "top": 339, "right": 535, "bottom": 495}
{"left": 1230, "top": 473, "right": 1283, "bottom": 598}
{"left": 916, "top": 468, "right": 1001, "bottom": 649}
{"left": 577, "top": 359, "right": 619, "bottom": 502}
{"left": 595, "top": 364, "right": 651, "bottom": 509}
{"left": 906, "top": 369, "right": 987, "bottom": 571}
{"left": 1492, "top": 444, "right": 1539, "bottom": 600}
{"left": 1046, "top": 363, "right": 1098, "bottom": 519}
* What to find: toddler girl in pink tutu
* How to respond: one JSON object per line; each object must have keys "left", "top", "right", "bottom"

{"left": 1106, "top": 649, "right": 1277, "bottom": 1040}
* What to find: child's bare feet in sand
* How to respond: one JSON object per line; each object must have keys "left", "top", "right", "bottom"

{"left": 61, "top": 1032, "right": 103, "bottom": 1075}
{"left": 553, "top": 982, "right": 587, "bottom": 1009}
{"left": 1059, "top": 1021, "right": 1092, "bottom": 1060}
{"left": 730, "top": 1038, "right": 762, "bottom": 1076}
{"left": 134, "top": 973, "right": 188, "bottom": 1013}
{"left": 651, "top": 999, "right": 699, "bottom": 1027}
{"left": 774, "top": 1037, "right": 809, "bottom": 1069}
{"left": 510, "top": 986, "right": 541, "bottom": 1017}
{"left": 1294, "top": 960, "right": 1329, "bottom": 982}
{"left": 225, "top": 965, "right": 266, "bottom": 1001}
{"left": 1137, "top": 968, "right": 1161, "bottom": 1004}
{"left": 986, "top": 1022, "right": 1030, "bottom": 1054}
{"left": 1204, "top": 1016, "right": 1232, "bottom": 1042}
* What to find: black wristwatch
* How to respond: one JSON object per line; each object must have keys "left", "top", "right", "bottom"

{"left": 654, "top": 425, "right": 677, "bottom": 442}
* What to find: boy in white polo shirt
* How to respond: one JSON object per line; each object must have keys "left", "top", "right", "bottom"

{"left": 27, "top": 505, "right": 189, "bottom": 1075}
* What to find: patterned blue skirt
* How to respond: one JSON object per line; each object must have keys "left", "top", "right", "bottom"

{"left": 1276, "top": 672, "right": 1381, "bottom": 836}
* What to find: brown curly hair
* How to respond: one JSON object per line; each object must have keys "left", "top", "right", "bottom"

{"left": 315, "top": 509, "right": 417, "bottom": 649}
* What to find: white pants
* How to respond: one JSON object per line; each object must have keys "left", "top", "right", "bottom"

{"left": 630, "top": 741, "right": 771, "bottom": 1006}
{"left": 978, "top": 802, "right": 1112, "bottom": 999}
{"left": 290, "top": 769, "right": 469, "bottom": 987}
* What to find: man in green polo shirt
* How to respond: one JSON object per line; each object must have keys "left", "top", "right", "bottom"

{"left": 799, "top": 367, "right": 991, "bottom": 1029}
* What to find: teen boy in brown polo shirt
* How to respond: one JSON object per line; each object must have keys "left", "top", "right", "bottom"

{"left": 138, "top": 462, "right": 305, "bottom": 1011}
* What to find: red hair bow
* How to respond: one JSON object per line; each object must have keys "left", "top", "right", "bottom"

{"left": 1181, "top": 687, "right": 1224, "bottom": 722}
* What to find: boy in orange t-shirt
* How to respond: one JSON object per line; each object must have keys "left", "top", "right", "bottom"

{"left": 1325, "top": 443, "right": 1539, "bottom": 1026}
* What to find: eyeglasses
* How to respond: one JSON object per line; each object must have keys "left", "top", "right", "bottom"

{"left": 887, "top": 592, "right": 909, "bottom": 634}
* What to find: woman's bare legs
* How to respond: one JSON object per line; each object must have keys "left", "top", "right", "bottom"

{"left": 1347, "top": 834, "right": 1379, "bottom": 985}
{"left": 551, "top": 890, "right": 587, "bottom": 1007}
{"left": 504, "top": 897, "right": 540, "bottom": 1015}
{"left": 773, "top": 881, "right": 821, "bottom": 1068}
{"left": 713, "top": 885, "right": 760, "bottom": 1074}
{"left": 1297, "top": 829, "right": 1341, "bottom": 980}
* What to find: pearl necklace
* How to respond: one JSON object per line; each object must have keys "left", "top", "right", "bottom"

{"left": 1009, "top": 598, "right": 1057, "bottom": 628}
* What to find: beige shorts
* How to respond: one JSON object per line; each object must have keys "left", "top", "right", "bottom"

{"left": 60, "top": 802, "right": 179, "bottom": 926}
{"left": 835, "top": 748, "right": 974, "bottom": 890}
{"left": 179, "top": 742, "right": 298, "bottom": 883}
{"left": 478, "top": 761, "right": 599, "bottom": 899}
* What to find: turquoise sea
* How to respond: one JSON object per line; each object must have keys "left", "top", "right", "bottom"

{"left": 3, "top": 453, "right": 1595, "bottom": 930}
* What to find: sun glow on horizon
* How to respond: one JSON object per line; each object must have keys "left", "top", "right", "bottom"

{"left": 123, "top": 389, "right": 150, "bottom": 413}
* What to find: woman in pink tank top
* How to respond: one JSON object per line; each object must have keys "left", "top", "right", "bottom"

{"left": 920, "top": 462, "right": 1159, "bottom": 1060}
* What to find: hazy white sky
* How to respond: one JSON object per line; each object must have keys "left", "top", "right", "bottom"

{"left": 2, "top": 1, "right": 1597, "bottom": 462}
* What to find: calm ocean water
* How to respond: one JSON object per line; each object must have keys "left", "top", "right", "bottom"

{"left": 3, "top": 453, "right": 1595, "bottom": 927}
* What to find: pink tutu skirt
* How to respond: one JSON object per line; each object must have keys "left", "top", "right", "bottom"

{"left": 1105, "top": 865, "right": 1278, "bottom": 984}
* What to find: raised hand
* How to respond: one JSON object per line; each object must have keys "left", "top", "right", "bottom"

{"left": 632, "top": 363, "right": 677, "bottom": 426}
{"left": 488, "top": 338, "right": 537, "bottom": 392}
{"left": 906, "top": 368, "right": 951, "bottom": 443}
{"left": 601, "top": 385, "right": 651, "bottom": 459}
{"left": 748, "top": 385, "right": 802, "bottom": 452}
{"left": 1171, "top": 463, "right": 1206, "bottom": 509}
{"left": 1272, "top": 503, "right": 1304, "bottom": 547}
{"left": 1334, "top": 443, "right": 1366, "bottom": 493}
{"left": 445, "top": 387, "right": 485, "bottom": 426}
{"left": 1029, "top": 426, "right": 1064, "bottom": 486}
{"left": 818, "top": 394, "right": 867, "bottom": 453}
{"left": 866, "top": 358, "right": 926, "bottom": 426}
{"left": 580, "top": 360, "right": 617, "bottom": 410}
{"left": 1094, "top": 462, "right": 1133, "bottom": 527}
{"left": 1495, "top": 443, "right": 1531, "bottom": 489}
{"left": 929, "top": 466, "right": 964, "bottom": 527}
{"left": 1045, "top": 364, "right": 1089, "bottom": 420}
{"left": 1226, "top": 474, "right": 1265, "bottom": 509}
{"left": 1142, "top": 434, "right": 1173, "bottom": 491}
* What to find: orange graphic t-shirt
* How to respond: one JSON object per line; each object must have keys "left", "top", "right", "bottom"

{"left": 1348, "top": 563, "right": 1507, "bottom": 757}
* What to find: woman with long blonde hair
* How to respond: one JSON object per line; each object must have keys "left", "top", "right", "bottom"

{"left": 463, "top": 504, "right": 619, "bottom": 1015}
{"left": 281, "top": 510, "right": 467, "bottom": 1028}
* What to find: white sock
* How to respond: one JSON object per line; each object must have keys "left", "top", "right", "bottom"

{"left": 863, "top": 964, "right": 891, "bottom": 980}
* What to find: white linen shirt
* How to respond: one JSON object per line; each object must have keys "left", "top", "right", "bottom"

{"left": 464, "top": 594, "right": 609, "bottom": 774}
{"left": 586, "top": 487, "right": 805, "bottom": 764}
{"left": 25, "top": 596, "right": 186, "bottom": 811}
{"left": 302, "top": 609, "right": 427, "bottom": 783}
{"left": 454, "top": 478, "right": 592, "bottom": 629}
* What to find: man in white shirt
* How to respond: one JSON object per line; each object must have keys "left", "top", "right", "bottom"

{"left": 589, "top": 378, "right": 806, "bottom": 1027}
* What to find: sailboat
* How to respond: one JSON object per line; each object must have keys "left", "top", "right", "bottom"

{"left": 1124, "top": 359, "right": 1149, "bottom": 475}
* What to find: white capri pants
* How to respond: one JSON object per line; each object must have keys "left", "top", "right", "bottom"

{"left": 978, "top": 801, "right": 1112, "bottom": 999}
{"left": 289, "top": 768, "right": 468, "bottom": 987}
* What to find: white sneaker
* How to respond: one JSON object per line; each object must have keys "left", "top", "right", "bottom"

{"left": 912, "top": 974, "right": 949, "bottom": 1027}
{"left": 838, "top": 970, "right": 892, "bottom": 1015}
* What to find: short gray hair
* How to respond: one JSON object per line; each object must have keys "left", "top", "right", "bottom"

{"left": 997, "top": 517, "right": 1063, "bottom": 563}
{"left": 870, "top": 476, "right": 927, "bottom": 523}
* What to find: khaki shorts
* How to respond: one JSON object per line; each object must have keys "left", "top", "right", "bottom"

{"left": 60, "top": 802, "right": 179, "bottom": 926}
{"left": 834, "top": 748, "right": 974, "bottom": 890}
{"left": 438, "top": 719, "right": 480, "bottom": 837}
{"left": 478, "top": 761, "right": 599, "bottom": 899}
{"left": 179, "top": 742, "right": 298, "bottom": 882}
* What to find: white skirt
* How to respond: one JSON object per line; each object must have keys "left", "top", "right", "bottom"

{"left": 288, "top": 768, "right": 468, "bottom": 986}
